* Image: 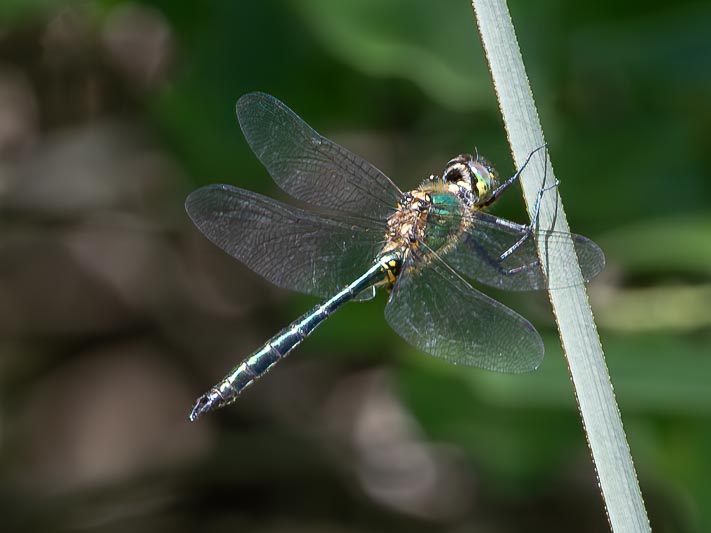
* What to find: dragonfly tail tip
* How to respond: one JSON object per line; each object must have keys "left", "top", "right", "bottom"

{"left": 189, "top": 389, "right": 223, "bottom": 422}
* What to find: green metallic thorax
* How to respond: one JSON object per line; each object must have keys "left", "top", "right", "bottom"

{"left": 420, "top": 186, "right": 470, "bottom": 257}
{"left": 379, "top": 177, "right": 477, "bottom": 286}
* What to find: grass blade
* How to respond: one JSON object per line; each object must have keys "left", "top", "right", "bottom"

{"left": 471, "top": 1, "right": 650, "bottom": 530}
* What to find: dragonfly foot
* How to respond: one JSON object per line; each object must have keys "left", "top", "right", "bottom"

{"left": 189, "top": 389, "right": 223, "bottom": 422}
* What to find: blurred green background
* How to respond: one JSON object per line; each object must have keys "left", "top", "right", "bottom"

{"left": 0, "top": 0, "right": 709, "bottom": 531}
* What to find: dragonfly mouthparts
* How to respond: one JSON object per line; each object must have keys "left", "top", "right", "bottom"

{"left": 189, "top": 389, "right": 224, "bottom": 422}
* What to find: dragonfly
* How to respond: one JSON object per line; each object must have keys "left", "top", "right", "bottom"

{"left": 186, "top": 92, "right": 604, "bottom": 421}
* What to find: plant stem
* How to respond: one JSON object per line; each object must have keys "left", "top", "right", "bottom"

{"left": 470, "top": 1, "right": 650, "bottom": 531}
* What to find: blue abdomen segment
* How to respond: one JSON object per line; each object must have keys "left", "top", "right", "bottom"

{"left": 189, "top": 258, "right": 391, "bottom": 421}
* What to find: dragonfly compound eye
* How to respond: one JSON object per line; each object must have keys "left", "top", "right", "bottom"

{"left": 469, "top": 160, "right": 497, "bottom": 203}
{"left": 443, "top": 155, "right": 472, "bottom": 184}
{"left": 443, "top": 154, "right": 486, "bottom": 203}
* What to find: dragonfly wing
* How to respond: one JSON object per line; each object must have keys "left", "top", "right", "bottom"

{"left": 444, "top": 211, "right": 605, "bottom": 291}
{"left": 384, "top": 250, "right": 544, "bottom": 373}
{"left": 236, "top": 92, "right": 403, "bottom": 221}
{"left": 186, "top": 184, "right": 385, "bottom": 299}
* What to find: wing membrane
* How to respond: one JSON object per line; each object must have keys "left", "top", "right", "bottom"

{"left": 444, "top": 211, "right": 605, "bottom": 291}
{"left": 236, "top": 92, "right": 402, "bottom": 220}
{"left": 384, "top": 250, "right": 544, "bottom": 373}
{"left": 186, "top": 184, "right": 385, "bottom": 299}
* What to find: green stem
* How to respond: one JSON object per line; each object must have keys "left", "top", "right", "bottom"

{"left": 470, "top": 1, "right": 650, "bottom": 531}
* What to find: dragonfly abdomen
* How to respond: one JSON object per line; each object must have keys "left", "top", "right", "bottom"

{"left": 189, "top": 256, "right": 396, "bottom": 421}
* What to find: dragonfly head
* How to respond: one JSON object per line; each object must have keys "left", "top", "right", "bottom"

{"left": 442, "top": 154, "right": 497, "bottom": 206}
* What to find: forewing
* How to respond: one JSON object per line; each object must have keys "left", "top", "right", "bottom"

{"left": 236, "top": 92, "right": 403, "bottom": 220}
{"left": 186, "top": 184, "right": 385, "bottom": 299}
{"left": 444, "top": 211, "right": 605, "bottom": 291}
{"left": 384, "top": 250, "right": 544, "bottom": 373}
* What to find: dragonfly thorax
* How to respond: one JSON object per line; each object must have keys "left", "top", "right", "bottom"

{"left": 383, "top": 190, "right": 431, "bottom": 254}
{"left": 441, "top": 154, "right": 498, "bottom": 207}
{"left": 380, "top": 183, "right": 471, "bottom": 283}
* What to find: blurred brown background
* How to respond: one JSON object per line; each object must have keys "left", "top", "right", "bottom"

{"left": 1, "top": 1, "right": 710, "bottom": 532}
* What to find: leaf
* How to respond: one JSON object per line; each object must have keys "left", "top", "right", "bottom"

{"left": 294, "top": 0, "right": 491, "bottom": 110}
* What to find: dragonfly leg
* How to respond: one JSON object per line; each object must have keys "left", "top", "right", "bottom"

{"left": 499, "top": 178, "right": 559, "bottom": 261}
{"left": 465, "top": 232, "right": 537, "bottom": 278}
{"left": 481, "top": 144, "right": 546, "bottom": 208}
{"left": 504, "top": 260, "right": 540, "bottom": 276}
